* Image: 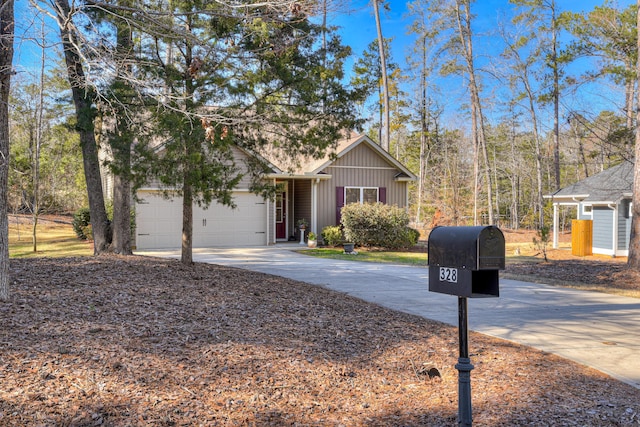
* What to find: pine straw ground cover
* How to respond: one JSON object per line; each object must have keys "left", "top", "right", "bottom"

{"left": 1, "top": 256, "right": 639, "bottom": 426}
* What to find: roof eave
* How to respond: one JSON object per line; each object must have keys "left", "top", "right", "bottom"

{"left": 544, "top": 193, "right": 589, "bottom": 201}
{"left": 267, "top": 173, "right": 333, "bottom": 180}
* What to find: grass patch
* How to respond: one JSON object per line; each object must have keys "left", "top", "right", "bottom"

{"left": 9, "top": 220, "right": 93, "bottom": 258}
{"left": 301, "top": 245, "right": 537, "bottom": 267}
{"left": 300, "top": 247, "right": 428, "bottom": 266}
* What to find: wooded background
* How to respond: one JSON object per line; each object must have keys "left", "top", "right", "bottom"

{"left": 7, "top": 1, "right": 636, "bottom": 234}
{"left": 0, "top": 0, "right": 637, "bottom": 267}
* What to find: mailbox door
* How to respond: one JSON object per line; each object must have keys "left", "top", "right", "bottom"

{"left": 428, "top": 266, "right": 500, "bottom": 298}
{"left": 429, "top": 266, "right": 473, "bottom": 297}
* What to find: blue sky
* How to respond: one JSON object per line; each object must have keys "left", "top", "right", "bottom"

{"left": 329, "top": 0, "right": 635, "bottom": 66}
{"left": 13, "top": 0, "right": 637, "bottom": 125}
{"left": 325, "top": 0, "right": 636, "bottom": 128}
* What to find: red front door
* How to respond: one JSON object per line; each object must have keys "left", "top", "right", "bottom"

{"left": 276, "top": 191, "right": 287, "bottom": 239}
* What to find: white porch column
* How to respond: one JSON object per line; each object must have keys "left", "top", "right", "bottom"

{"left": 553, "top": 203, "right": 559, "bottom": 249}
{"left": 311, "top": 178, "right": 319, "bottom": 234}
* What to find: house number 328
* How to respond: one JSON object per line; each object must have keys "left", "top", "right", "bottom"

{"left": 439, "top": 267, "right": 458, "bottom": 283}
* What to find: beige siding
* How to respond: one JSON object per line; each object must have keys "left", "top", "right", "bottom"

{"left": 316, "top": 144, "right": 409, "bottom": 233}
{"left": 230, "top": 146, "right": 256, "bottom": 189}
{"left": 142, "top": 146, "right": 256, "bottom": 190}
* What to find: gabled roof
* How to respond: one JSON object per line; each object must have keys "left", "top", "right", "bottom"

{"left": 310, "top": 134, "right": 417, "bottom": 180}
{"left": 265, "top": 133, "right": 417, "bottom": 180}
{"left": 547, "top": 160, "right": 634, "bottom": 204}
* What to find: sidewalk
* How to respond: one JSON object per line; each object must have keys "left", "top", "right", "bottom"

{"left": 136, "top": 245, "right": 640, "bottom": 389}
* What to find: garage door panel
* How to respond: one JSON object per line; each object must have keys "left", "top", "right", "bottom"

{"left": 135, "top": 195, "right": 182, "bottom": 249}
{"left": 194, "top": 194, "right": 266, "bottom": 246}
{"left": 136, "top": 192, "right": 266, "bottom": 249}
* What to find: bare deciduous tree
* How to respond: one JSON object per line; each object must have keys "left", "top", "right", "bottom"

{"left": 373, "top": 0, "right": 390, "bottom": 152}
{"left": 0, "top": 0, "right": 15, "bottom": 300}
{"left": 627, "top": 0, "right": 640, "bottom": 270}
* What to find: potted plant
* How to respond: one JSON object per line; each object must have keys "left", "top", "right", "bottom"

{"left": 307, "top": 232, "right": 317, "bottom": 248}
{"left": 343, "top": 242, "right": 356, "bottom": 254}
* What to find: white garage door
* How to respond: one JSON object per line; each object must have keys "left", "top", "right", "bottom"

{"left": 135, "top": 191, "right": 267, "bottom": 250}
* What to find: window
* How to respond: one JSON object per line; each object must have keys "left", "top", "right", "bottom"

{"left": 582, "top": 204, "right": 592, "bottom": 217}
{"left": 345, "top": 187, "right": 379, "bottom": 205}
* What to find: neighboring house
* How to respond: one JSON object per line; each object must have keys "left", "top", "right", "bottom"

{"left": 545, "top": 160, "right": 634, "bottom": 257}
{"left": 134, "top": 133, "right": 417, "bottom": 249}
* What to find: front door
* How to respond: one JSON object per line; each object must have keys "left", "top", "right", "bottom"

{"left": 276, "top": 190, "right": 287, "bottom": 239}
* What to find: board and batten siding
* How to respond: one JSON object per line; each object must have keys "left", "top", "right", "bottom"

{"left": 294, "top": 180, "right": 312, "bottom": 228}
{"left": 315, "top": 143, "right": 409, "bottom": 233}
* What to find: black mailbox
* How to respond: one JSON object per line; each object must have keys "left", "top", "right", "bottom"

{"left": 428, "top": 226, "right": 505, "bottom": 298}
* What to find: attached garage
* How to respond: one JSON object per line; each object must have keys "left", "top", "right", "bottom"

{"left": 135, "top": 190, "right": 268, "bottom": 250}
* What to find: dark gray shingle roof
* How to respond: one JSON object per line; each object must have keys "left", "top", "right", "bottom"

{"left": 550, "top": 160, "right": 634, "bottom": 203}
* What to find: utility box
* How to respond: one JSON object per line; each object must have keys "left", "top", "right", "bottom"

{"left": 428, "top": 226, "right": 505, "bottom": 298}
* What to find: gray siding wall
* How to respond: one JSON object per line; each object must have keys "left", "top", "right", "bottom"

{"left": 316, "top": 143, "right": 408, "bottom": 233}
{"left": 592, "top": 206, "right": 613, "bottom": 251}
{"left": 618, "top": 199, "right": 631, "bottom": 251}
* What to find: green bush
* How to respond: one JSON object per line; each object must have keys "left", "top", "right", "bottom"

{"left": 407, "top": 227, "right": 420, "bottom": 246}
{"left": 72, "top": 207, "right": 92, "bottom": 240}
{"left": 340, "top": 203, "right": 418, "bottom": 250}
{"left": 321, "top": 225, "right": 343, "bottom": 246}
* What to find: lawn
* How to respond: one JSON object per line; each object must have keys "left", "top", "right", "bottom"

{"left": 300, "top": 247, "right": 429, "bottom": 266}
{"left": 8, "top": 214, "right": 92, "bottom": 258}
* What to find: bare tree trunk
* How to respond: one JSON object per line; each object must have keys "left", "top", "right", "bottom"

{"left": 526, "top": 85, "right": 544, "bottom": 228}
{"left": 551, "top": 1, "right": 561, "bottom": 191}
{"left": 181, "top": 181, "right": 193, "bottom": 265}
{"left": 416, "top": 36, "right": 428, "bottom": 225}
{"left": 373, "top": 0, "right": 390, "bottom": 152}
{"left": 110, "top": 13, "right": 133, "bottom": 255}
{"left": 111, "top": 172, "right": 131, "bottom": 254}
{"left": 0, "top": 0, "right": 14, "bottom": 301}
{"left": 180, "top": 26, "right": 196, "bottom": 265}
{"left": 32, "top": 19, "right": 47, "bottom": 253}
{"left": 627, "top": 0, "right": 640, "bottom": 270}
{"left": 54, "top": 0, "right": 111, "bottom": 254}
{"left": 455, "top": 0, "right": 493, "bottom": 225}
{"left": 625, "top": 80, "right": 635, "bottom": 130}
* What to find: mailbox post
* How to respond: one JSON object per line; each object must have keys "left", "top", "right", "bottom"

{"left": 428, "top": 226, "right": 505, "bottom": 427}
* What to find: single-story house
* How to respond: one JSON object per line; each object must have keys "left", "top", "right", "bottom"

{"left": 134, "top": 133, "right": 417, "bottom": 249}
{"left": 545, "top": 160, "right": 634, "bottom": 257}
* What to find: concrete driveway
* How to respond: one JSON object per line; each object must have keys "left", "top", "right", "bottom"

{"left": 136, "top": 245, "right": 640, "bottom": 389}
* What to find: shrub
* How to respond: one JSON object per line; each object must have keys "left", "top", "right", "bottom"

{"left": 340, "top": 203, "right": 418, "bottom": 250}
{"left": 407, "top": 227, "right": 420, "bottom": 246}
{"left": 533, "top": 225, "right": 551, "bottom": 262}
{"left": 72, "top": 207, "right": 92, "bottom": 240}
{"left": 321, "top": 225, "right": 343, "bottom": 246}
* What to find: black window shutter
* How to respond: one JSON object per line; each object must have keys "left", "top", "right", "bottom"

{"left": 379, "top": 187, "right": 387, "bottom": 204}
